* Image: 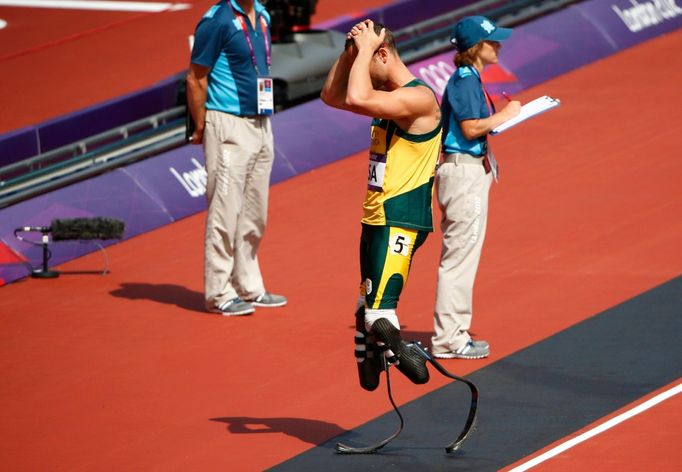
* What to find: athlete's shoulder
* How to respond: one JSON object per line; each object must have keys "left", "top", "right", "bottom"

{"left": 393, "top": 85, "right": 437, "bottom": 119}
{"left": 401, "top": 79, "right": 437, "bottom": 100}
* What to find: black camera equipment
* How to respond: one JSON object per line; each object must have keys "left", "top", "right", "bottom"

{"left": 14, "top": 217, "right": 125, "bottom": 278}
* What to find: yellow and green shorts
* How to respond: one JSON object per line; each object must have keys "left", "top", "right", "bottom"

{"left": 359, "top": 224, "right": 429, "bottom": 310}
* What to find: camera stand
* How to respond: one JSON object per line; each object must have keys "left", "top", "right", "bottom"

{"left": 31, "top": 230, "right": 59, "bottom": 279}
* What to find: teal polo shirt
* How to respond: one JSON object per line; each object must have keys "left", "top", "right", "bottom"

{"left": 191, "top": 0, "right": 271, "bottom": 116}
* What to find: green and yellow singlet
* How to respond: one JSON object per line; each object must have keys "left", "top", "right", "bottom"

{"left": 362, "top": 79, "right": 442, "bottom": 231}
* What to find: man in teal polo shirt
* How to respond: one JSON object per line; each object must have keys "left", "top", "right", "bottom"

{"left": 187, "top": 0, "right": 286, "bottom": 316}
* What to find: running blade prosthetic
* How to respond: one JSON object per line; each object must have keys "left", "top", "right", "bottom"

{"left": 336, "top": 338, "right": 479, "bottom": 455}
{"left": 371, "top": 318, "right": 429, "bottom": 385}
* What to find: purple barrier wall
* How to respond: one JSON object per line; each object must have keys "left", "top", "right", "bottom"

{"left": 0, "top": 127, "right": 39, "bottom": 168}
{"left": 314, "top": 0, "right": 481, "bottom": 31}
{"left": 1, "top": 0, "right": 680, "bottom": 285}
{"left": 0, "top": 149, "right": 211, "bottom": 284}
{"left": 0, "top": 74, "right": 183, "bottom": 167}
{"left": 271, "top": 102, "right": 370, "bottom": 181}
{"left": 121, "top": 145, "right": 210, "bottom": 221}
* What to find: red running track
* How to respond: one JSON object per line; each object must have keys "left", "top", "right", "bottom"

{"left": 0, "top": 22, "right": 680, "bottom": 472}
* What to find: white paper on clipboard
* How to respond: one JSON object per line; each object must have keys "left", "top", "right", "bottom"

{"left": 491, "top": 95, "right": 561, "bottom": 135}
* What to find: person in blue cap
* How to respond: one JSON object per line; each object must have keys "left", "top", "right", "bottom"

{"left": 431, "top": 16, "right": 521, "bottom": 359}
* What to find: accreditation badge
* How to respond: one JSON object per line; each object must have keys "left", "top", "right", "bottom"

{"left": 257, "top": 77, "right": 274, "bottom": 115}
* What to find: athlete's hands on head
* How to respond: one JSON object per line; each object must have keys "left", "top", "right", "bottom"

{"left": 347, "top": 19, "right": 385, "bottom": 52}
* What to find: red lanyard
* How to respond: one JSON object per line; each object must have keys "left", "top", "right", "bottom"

{"left": 232, "top": 4, "right": 271, "bottom": 75}
{"left": 467, "top": 66, "right": 496, "bottom": 115}
{"left": 483, "top": 87, "right": 497, "bottom": 114}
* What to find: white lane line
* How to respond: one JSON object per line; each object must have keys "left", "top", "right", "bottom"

{"left": 508, "top": 382, "right": 682, "bottom": 472}
{"left": 0, "top": 1, "right": 190, "bottom": 12}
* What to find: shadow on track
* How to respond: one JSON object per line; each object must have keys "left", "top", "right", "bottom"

{"left": 211, "top": 417, "right": 347, "bottom": 446}
{"left": 110, "top": 282, "right": 206, "bottom": 313}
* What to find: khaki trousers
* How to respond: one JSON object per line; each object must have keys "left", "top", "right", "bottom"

{"left": 432, "top": 156, "right": 493, "bottom": 353}
{"left": 203, "top": 110, "right": 273, "bottom": 309}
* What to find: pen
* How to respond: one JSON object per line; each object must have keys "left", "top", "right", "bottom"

{"left": 502, "top": 92, "right": 512, "bottom": 102}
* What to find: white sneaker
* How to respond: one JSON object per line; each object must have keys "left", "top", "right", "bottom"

{"left": 247, "top": 292, "right": 287, "bottom": 308}
{"left": 433, "top": 339, "right": 490, "bottom": 359}
{"left": 209, "top": 297, "right": 255, "bottom": 316}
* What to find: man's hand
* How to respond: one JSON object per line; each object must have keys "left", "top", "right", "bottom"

{"left": 186, "top": 63, "right": 209, "bottom": 145}
{"left": 349, "top": 19, "right": 385, "bottom": 52}
{"left": 189, "top": 128, "right": 204, "bottom": 145}
{"left": 460, "top": 99, "right": 523, "bottom": 140}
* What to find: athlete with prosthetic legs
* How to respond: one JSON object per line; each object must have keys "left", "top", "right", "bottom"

{"left": 321, "top": 20, "right": 442, "bottom": 389}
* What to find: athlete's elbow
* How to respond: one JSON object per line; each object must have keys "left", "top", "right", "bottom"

{"left": 320, "top": 89, "right": 334, "bottom": 106}
{"left": 320, "top": 89, "right": 342, "bottom": 109}
{"left": 344, "top": 90, "right": 366, "bottom": 109}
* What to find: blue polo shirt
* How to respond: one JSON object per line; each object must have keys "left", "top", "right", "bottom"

{"left": 191, "top": 0, "right": 271, "bottom": 116}
{"left": 441, "top": 65, "right": 490, "bottom": 156}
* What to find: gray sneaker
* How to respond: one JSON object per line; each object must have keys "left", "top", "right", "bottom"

{"left": 209, "top": 297, "right": 255, "bottom": 316}
{"left": 433, "top": 339, "right": 490, "bottom": 359}
{"left": 248, "top": 292, "right": 287, "bottom": 308}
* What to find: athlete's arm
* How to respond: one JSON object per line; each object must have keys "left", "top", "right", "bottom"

{"left": 344, "top": 21, "right": 433, "bottom": 121}
{"left": 320, "top": 44, "right": 357, "bottom": 109}
{"left": 347, "top": 82, "right": 435, "bottom": 121}
{"left": 459, "top": 101, "right": 521, "bottom": 139}
{"left": 186, "top": 63, "right": 210, "bottom": 145}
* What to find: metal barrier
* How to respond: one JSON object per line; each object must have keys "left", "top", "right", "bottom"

{"left": 0, "top": 107, "right": 186, "bottom": 208}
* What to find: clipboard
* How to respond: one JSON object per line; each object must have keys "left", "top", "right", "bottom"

{"left": 491, "top": 95, "right": 561, "bottom": 135}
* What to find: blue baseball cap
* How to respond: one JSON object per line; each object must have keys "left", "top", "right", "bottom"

{"left": 450, "top": 16, "right": 512, "bottom": 52}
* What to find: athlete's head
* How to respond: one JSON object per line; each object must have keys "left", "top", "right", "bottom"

{"left": 344, "top": 22, "right": 396, "bottom": 53}
{"left": 345, "top": 22, "right": 398, "bottom": 89}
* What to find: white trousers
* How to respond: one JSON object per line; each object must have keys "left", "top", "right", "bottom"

{"left": 432, "top": 158, "right": 493, "bottom": 353}
{"left": 203, "top": 110, "right": 274, "bottom": 309}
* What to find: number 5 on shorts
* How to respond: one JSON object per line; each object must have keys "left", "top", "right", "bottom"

{"left": 390, "top": 233, "right": 411, "bottom": 256}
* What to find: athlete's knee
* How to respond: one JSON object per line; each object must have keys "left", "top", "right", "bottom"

{"left": 365, "top": 308, "right": 399, "bottom": 331}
